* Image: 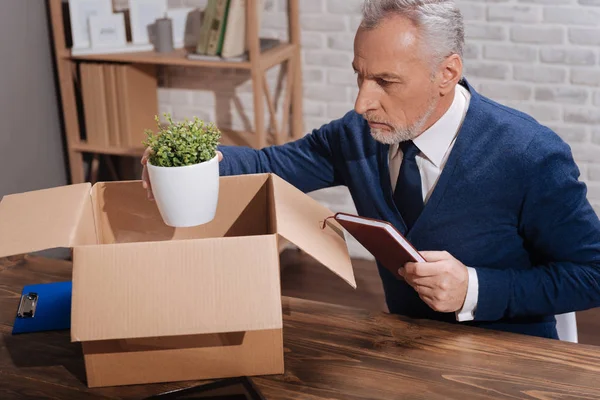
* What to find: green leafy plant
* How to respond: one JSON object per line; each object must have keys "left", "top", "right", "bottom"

{"left": 143, "top": 113, "right": 221, "bottom": 167}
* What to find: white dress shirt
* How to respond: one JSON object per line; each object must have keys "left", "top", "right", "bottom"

{"left": 388, "top": 83, "right": 478, "bottom": 322}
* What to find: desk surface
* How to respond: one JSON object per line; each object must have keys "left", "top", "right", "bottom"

{"left": 2, "top": 255, "right": 600, "bottom": 399}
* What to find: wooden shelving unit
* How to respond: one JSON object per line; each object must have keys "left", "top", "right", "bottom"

{"left": 47, "top": 0, "right": 304, "bottom": 184}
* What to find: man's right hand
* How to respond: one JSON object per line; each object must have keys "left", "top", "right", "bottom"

{"left": 140, "top": 147, "right": 223, "bottom": 201}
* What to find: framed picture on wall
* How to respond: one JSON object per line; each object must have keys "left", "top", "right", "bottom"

{"left": 68, "top": 0, "right": 113, "bottom": 49}
{"left": 129, "top": 0, "right": 168, "bottom": 45}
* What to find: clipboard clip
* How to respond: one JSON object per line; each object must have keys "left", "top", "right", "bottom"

{"left": 17, "top": 292, "right": 38, "bottom": 318}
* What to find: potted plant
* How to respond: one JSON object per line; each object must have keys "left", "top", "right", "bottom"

{"left": 143, "top": 113, "right": 221, "bottom": 228}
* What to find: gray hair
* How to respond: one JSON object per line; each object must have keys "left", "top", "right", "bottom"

{"left": 360, "top": 0, "right": 464, "bottom": 67}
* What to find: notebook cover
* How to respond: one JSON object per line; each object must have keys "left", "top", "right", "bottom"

{"left": 12, "top": 281, "right": 72, "bottom": 334}
{"left": 332, "top": 213, "right": 424, "bottom": 279}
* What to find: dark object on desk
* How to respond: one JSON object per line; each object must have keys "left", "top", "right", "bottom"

{"left": 12, "top": 281, "right": 72, "bottom": 334}
{"left": 145, "top": 377, "right": 266, "bottom": 400}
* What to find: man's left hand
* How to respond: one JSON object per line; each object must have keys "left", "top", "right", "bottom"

{"left": 399, "top": 251, "right": 469, "bottom": 313}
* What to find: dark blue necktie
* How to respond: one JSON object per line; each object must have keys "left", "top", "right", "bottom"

{"left": 393, "top": 140, "right": 423, "bottom": 231}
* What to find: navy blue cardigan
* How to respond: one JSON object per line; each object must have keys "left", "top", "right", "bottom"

{"left": 219, "top": 80, "right": 600, "bottom": 339}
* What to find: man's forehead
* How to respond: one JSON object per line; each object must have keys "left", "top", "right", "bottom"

{"left": 353, "top": 16, "right": 422, "bottom": 68}
{"left": 352, "top": 39, "right": 421, "bottom": 76}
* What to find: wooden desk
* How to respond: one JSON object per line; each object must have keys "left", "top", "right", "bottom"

{"left": 2, "top": 256, "right": 600, "bottom": 399}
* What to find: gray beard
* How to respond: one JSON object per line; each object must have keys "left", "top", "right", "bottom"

{"left": 369, "top": 99, "right": 437, "bottom": 145}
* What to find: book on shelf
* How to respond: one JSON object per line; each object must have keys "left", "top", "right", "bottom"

{"left": 80, "top": 63, "right": 109, "bottom": 147}
{"left": 103, "top": 65, "right": 121, "bottom": 147}
{"left": 187, "top": 37, "right": 280, "bottom": 62}
{"left": 79, "top": 63, "right": 158, "bottom": 149}
{"left": 206, "top": 0, "right": 230, "bottom": 56}
{"left": 195, "top": 0, "right": 266, "bottom": 58}
{"left": 115, "top": 64, "right": 158, "bottom": 147}
{"left": 196, "top": 0, "right": 217, "bottom": 54}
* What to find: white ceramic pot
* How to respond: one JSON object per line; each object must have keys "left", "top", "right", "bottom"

{"left": 147, "top": 154, "right": 220, "bottom": 227}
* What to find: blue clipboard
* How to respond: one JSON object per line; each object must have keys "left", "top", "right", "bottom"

{"left": 12, "top": 281, "right": 72, "bottom": 335}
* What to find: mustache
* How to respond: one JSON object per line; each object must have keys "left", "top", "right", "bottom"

{"left": 363, "top": 113, "right": 392, "bottom": 126}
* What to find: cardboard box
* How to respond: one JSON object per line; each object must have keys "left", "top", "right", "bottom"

{"left": 0, "top": 173, "right": 356, "bottom": 387}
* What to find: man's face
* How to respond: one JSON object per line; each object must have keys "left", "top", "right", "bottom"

{"left": 353, "top": 15, "right": 446, "bottom": 144}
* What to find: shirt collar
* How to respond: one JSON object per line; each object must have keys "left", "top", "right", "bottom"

{"left": 390, "top": 83, "right": 470, "bottom": 168}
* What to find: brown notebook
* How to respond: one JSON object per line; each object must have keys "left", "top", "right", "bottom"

{"left": 325, "top": 212, "right": 425, "bottom": 279}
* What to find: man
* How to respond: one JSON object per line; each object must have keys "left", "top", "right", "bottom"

{"left": 142, "top": 0, "right": 600, "bottom": 339}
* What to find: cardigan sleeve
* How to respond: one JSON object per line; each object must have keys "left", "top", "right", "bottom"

{"left": 473, "top": 130, "right": 600, "bottom": 321}
{"left": 217, "top": 119, "right": 345, "bottom": 193}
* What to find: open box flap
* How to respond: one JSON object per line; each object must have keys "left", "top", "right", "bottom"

{"left": 270, "top": 174, "right": 356, "bottom": 288}
{"left": 71, "top": 235, "right": 283, "bottom": 342}
{"left": 0, "top": 183, "right": 97, "bottom": 258}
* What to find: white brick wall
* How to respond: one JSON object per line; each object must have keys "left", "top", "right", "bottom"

{"left": 111, "top": 0, "right": 599, "bottom": 259}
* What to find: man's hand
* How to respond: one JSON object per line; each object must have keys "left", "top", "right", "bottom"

{"left": 399, "top": 251, "right": 469, "bottom": 313}
{"left": 140, "top": 147, "right": 223, "bottom": 201}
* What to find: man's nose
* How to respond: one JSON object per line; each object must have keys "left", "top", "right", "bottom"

{"left": 354, "top": 84, "right": 377, "bottom": 115}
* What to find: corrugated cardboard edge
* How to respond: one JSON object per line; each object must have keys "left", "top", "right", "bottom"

{"left": 269, "top": 174, "right": 357, "bottom": 289}
{"left": 89, "top": 183, "right": 107, "bottom": 244}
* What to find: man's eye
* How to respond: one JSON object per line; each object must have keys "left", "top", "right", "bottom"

{"left": 376, "top": 78, "right": 392, "bottom": 87}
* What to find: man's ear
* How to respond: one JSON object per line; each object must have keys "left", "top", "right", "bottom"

{"left": 438, "top": 54, "right": 463, "bottom": 96}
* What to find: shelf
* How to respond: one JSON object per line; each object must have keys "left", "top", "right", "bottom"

{"left": 73, "top": 143, "right": 146, "bottom": 157}
{"left": 48, "top": 0, "right": 303, "bottom": 184}
{"left": 67, "top": 43, "right": 297, "bottom": 70}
